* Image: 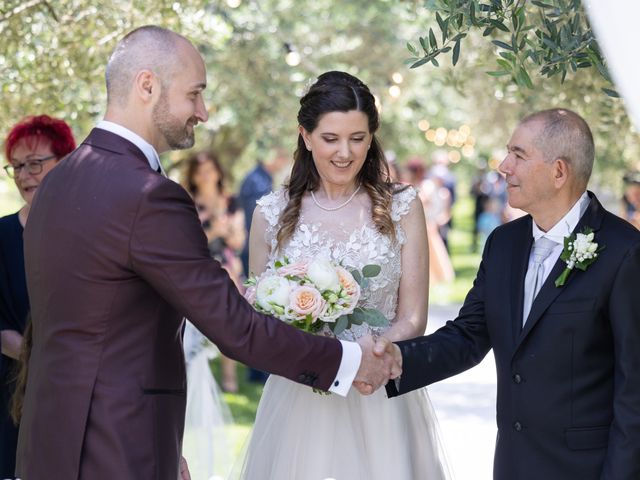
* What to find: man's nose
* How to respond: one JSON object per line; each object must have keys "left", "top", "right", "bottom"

{"left": 196, "top": 97, "right": 209, "bottom": 123}
{"left": 498, "top": 155, "right": 510, "bottom": 175}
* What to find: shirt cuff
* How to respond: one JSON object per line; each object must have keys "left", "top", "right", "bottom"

{"left": 328, "top": 340, "right": 362, "bottom": 396}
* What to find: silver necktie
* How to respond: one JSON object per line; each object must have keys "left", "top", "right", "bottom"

{"left": 522, "top": 236, "right": 557, "bottom": 325}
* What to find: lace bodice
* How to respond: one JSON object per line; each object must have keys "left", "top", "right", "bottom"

{"left": 256, "top": 186, "right": 417, "bottom": 340}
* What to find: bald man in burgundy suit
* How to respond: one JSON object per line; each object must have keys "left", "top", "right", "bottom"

{"left": 16, "top": 26, "right": 399, "bottom": 480}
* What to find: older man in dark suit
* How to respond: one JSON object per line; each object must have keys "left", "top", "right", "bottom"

{"left": 388, "top": 109, "right": 640, "bottom": 479}
{"left": 16, "top": 26, "right": 398, "bottom": 480}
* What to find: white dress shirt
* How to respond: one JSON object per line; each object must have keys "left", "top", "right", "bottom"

{"left": 526, "top": 191, "right": 591, "bottom": 294}
{"left": 94, "top": 120, "right": 361, "bottom": 395}
{"left": 96, "top": 120, "right": 165, "bottom": 175}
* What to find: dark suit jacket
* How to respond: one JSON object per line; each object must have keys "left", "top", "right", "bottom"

{"left": 16, "top": 129, "right": 342, "bottom": 480}
{"left": 388, "top": 193, "right": 640, "bottom": 480}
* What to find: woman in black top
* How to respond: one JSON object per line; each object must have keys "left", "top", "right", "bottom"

{"left": 0, "top": 115, "right": 75, "bottom": 477}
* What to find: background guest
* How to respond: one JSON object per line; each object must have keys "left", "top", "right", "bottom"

{"left": 0, "top": 114, "right": 75, "bottom": 477}
{"left": 622, "top": 171, "right": 640, "bottom": 229}
{"left": 183, "top": 151, "right": 245, "bottom": 393}
{"left": 406, "top": 156, "right": 455, "bottom": 286}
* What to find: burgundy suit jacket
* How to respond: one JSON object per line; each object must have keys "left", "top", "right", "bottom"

{"left": 16, "top": 129, "right": 342, "bottom": 479}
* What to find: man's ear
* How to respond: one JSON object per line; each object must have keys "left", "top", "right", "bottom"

{"left": 133, "top": 70, "right": 158, "bottom": 103}
{"left": 553, "top": 158, "right": 570, "bottom": 188}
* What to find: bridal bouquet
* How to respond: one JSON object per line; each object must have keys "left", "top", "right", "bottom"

{"left": 244, "top": 257, "right": 389, "bottom": 336}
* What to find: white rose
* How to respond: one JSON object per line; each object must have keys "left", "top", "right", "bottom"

{"left": 573, "top": 233, "right": 590, "bottom": 253}
{"left": 307, "top": 258, "right": 340, "bottom": 291}
{"left": 256, "top": 276, "right": 291, "bottom": 312}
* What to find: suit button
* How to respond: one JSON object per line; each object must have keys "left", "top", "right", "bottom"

{"left": 513, "top": 374, "right": 522, "bottom": 384}
{"left": 513, "top": 421, "right": 522, "bottom": 432}
{"left": 334, "top": 380, "right": 339, "bottom": 387}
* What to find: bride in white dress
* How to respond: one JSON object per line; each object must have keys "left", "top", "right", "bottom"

{"left": 238, "top": 71, "right": 450, "bottom": 480}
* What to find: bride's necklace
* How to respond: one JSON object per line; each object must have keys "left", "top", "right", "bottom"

{"left": 310, "top": 185, "right": 362, "bottom": 212}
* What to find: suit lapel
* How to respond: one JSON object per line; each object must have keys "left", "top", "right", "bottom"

{"left": 510, "top": 218, "right": 534, "bottom": 345}
{"left": 516, "top": 192, "right": 605, "bottom": 346}
{"left": 83, "top": 128, "right": 151, "bottom": 168}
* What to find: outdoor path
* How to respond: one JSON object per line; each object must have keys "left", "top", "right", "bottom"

{"left": 425, "top": 303, "right": 497, "bottom": 480}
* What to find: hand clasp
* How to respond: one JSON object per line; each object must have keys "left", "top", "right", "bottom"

{"left": 353, "top": 335, "right": 402, "bottom": 395}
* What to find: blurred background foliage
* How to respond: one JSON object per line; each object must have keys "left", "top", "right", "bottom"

{"left": 1, "top": 0, "right": 638, "bottom": 210}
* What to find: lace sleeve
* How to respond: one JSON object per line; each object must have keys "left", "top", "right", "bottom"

{"left": 391, "top": 186, "right": 418, "bottom": 245}
{"left": 256, "top": 189, "right": 287, "bottom": 252}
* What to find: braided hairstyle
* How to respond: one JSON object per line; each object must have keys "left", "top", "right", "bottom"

{"left": 276, "top": 71, "right": 398, "bottom": 251}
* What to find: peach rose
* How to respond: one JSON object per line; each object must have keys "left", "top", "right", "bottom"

{"left": 288, "top": 285, "right": 325, "bottom": 321}
{"left": 335, "top": 266, "right": 361, "bottom": 302}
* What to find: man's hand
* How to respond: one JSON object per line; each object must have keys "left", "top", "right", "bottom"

{"left": 353, "top": 335, "right": 402, "bottom": 395}
{"left": 179, "top": 456, "right": 191, "bottom": 480}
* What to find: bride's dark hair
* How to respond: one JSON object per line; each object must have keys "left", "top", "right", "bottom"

{"left": 276, "top": 71, "right": 398, "bottom": 251}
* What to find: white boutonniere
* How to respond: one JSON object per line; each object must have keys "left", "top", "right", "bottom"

{"left": 555, "top": 227, "right": 605, "bottom": 287}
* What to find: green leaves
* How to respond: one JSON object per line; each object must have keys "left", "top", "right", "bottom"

{"left": 429, "top": 27, "right": 438, "bottom": 49}
{"left": 492, "top": 40, "right": 513, "bottom": 51}
{"left": 333, "top": 315, "right": 349, "bottom": 336}
{"left": 602, "top": 88, "right": 620, "bottom": 98}
{"left": 329, "top": 264, "right": 388, "bottom": 336}
{"left": 332, "top": 307, "right": 389, "bottom": 336}
{"left": 410, "top": 0, "right": 614, "bottom": 95}
{"left": 452, "top": 37, "right": 461, "bottom": 65}
{"left": 362, "top": 264, "right": 381, "bottom": 278}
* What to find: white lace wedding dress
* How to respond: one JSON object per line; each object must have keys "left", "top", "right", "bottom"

{"left": 237, "top": 187, "right": 451, "bottom": 480}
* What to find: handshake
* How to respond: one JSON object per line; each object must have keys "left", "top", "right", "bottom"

{"left": 353, "top": 335, "right": 402, "bottom": 395}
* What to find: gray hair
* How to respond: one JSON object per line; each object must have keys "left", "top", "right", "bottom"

{"left": 105, "top": 25, "right": 185, "bottom": 106}
{"left": 521, "top": 108, "right": 595, "bottom": 188}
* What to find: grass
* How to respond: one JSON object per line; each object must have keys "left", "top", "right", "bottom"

{"left": 210, "top": 190, "right": 483, "bottom": 466}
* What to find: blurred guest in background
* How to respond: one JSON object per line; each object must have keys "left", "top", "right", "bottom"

{"left": 622, "top": 171, "right": 640, "bottom": 229}
{"left": 237, "top": 147, "right": 289, "bottom": 383}
{"left": 183, "top": 151, "right": 245, "bottom": 393}
{"left": 429, "top": 150, "right": 457, "bottom": 250}
{"left": 0, "top": 114, "right": 75, "bottom": 477}
{"left": 406, "top": 156, "right": 454, "bottom": 286}
{"left": 471, "top": 168, "right": 509, "bottom": 250}
{"left": 470, "top": 166, "right": 490, "bottom": 252}
{"left": 405, "top": 156, "right": 427, "bottom": 188}
{"left": 238, "top": 148, "right": 290, "bottom": 276}
{"left": 477, "top": 197, "right": 503, "bottom": 249}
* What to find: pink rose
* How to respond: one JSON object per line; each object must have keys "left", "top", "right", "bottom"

{"left": 244, "top": 285, "right": 257, "bottom": 305}
{"left": 335, "top": 266, "right": 361, "bottom": 302}
{"left": 288, "top": 285, "right": 325, "bottom": 321}
{"left": 277, "top": 261, "right": 308, "bottom": 277}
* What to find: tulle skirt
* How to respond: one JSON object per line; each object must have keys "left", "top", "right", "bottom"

{"left": 182, "top": 324, "right": 234, "bottom": 480}
{"left": 235, "top": 375, "right": 451, "bottom": 480}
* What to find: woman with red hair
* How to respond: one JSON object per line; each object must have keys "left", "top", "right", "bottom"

{"left": 0, "top": 114, "right": 75, "bottom": 477}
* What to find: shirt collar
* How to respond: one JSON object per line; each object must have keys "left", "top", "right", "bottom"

{"left": 96, "top": 120, "right": 162, "bottom": 173}
{"left": 532, "top": 191, "right": 590, "bottom": 243}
